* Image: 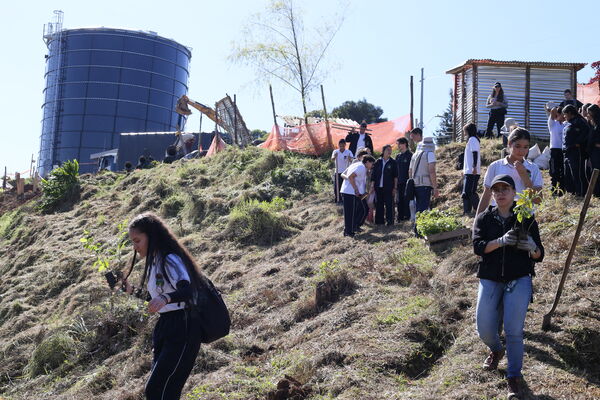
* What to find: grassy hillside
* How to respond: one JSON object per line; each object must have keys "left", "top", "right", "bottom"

{"left": 0, "top": 141, "right": 599, "bottom": 400}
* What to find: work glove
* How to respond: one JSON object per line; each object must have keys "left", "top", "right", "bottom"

{"left": 517, "top": 235, "right": 538, "bottom": 253}
{"left": 497, "top": 229, "right": 518, "bottom": 247}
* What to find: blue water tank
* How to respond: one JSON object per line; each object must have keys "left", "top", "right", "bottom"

{"left": 39, "top": 28, "right": 192, "bottom": 175}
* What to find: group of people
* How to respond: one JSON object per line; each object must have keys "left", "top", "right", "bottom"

{"left": 333, "top": 123, "right": 439, "bottom": 237}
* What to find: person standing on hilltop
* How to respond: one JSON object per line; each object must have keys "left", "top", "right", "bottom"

{"left": 408, "top": 133, "right": 439, "bottom": 214}
{"left": 331, "top": 139, "right": 354, "bottom": 203}
{"left": 462, "top": 123, "right": 481, "bottom": 216}
{"left": 345, "top": 121, "right": 374, "bottom": 156}
{"left": 124, "top": 213, "right": 207, "bottom": 400}
{"left": 476, "top": 128, "right": 543, "bottom": 216}
{"left": 485, "top": 82, "right": 509, "bottom": 139}
{"left": 472, "top": 174, "right": 544, "bottom": 399}
{"left": 340, "top": 155, "right": 376, "bottom": 237}
{"left": 370, "top": 145, "right": 398, "bottom": 225}
{"left": 395, "top": 137, "right": 412, "bottom": 221}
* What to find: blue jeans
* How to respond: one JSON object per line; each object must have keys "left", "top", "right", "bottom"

{"left": 414, "top": 186, "right": 432, "bottom": 213}
{"left": 461, "top": 174, "right": 480, "bottom": 214}
{"left": 476, "top": 276, "right": 532, "bottom": 378}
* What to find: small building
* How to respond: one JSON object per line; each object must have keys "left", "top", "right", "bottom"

{"left": 446, "top": 59, "right": 586, "bottom": 141}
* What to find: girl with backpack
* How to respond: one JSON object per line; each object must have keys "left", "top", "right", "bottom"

{"left": 124, "top": 212, "right": 207, "bottom": 400}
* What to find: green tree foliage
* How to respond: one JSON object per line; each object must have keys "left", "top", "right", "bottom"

{"left": 38, "top": 160, "right": 80, "bottom": 213}
{"left": 331, "top": 99, "right": 387, "bottom": 124}
{"left": 251, "top": 129, "right": 270, "bottom": 141}
{"left": 434, "top": 89, "right": 454, "bottom": 138}
{"left": 306, "top": 109, "right": 324, "bottom": 118}
{"left": 230, "top": 0, "right": 346, "bottom": 124}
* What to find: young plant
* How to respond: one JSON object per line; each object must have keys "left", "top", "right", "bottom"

{"left": 80, "top": 219, "right": 129, "bottom": 273}
{"left": 415, "top": 209, "right": 462, "bottom": 237}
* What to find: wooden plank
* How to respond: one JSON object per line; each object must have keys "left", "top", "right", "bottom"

{"left": 33, "top": 172, "right": 40, "bottom": 192}
{"left": 426, "top": 228, "right": 471, "bottom": 243}
{"left": 16, "top": 173, "right": 24, "bottom": 196}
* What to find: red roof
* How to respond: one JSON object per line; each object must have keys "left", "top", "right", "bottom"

{"left": 446, "top": 59, "right": 586, "bottom": 74}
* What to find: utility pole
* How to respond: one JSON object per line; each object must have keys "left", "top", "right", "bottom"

{"left": 410, "top": 75, "right": 414, "bottom": 130}
{"left": 419, "top": 68, "right": 424, "bottom": 129}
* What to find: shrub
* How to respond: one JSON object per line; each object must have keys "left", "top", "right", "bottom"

{"left": 161, "top": 194, "right": 186, "bottom": 217}
{"left": 271, "top": 167, "right": 316, "bottom": 193}
{"left": 225, "top": 197, "right": 296, "bottom": 245}
{"left": 27, "top": 333, "right": 77, "bottom": 377}
{"left": 247, "top": 152, "right": 285, "bottom": 183}
{"left": 415, "top": 208, "right": 462, "bottom": 237}
{"left": 38, "top": 159, "right": 80, "bottom": 213}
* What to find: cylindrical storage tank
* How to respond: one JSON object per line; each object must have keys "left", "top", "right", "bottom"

{"left": 39, "top": 28, "right": 191, "bottom": 175}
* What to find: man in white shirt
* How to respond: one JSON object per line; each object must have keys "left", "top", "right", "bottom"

{"left": 547, "top": 106, "right": 565, "bottom": 192}
{"left": 331, "top": 139, "right": 354, "bottom": 203}
{"left": 340, "top": 155, "right": 375, "bottom": 237}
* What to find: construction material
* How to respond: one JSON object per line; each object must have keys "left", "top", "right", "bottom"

{"left": 542, "top": 168, "right": 599, "bottom": 331}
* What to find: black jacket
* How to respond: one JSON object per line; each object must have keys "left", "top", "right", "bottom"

{"left": 563, "top": 115, "right": 590, "bottom": 151}
{"left": 345, "top": 132, "right": 374, "bottom": 156}
{"left": 395, "top": 150, "right": 412, "bottom": 183}
{"left": 371, "top": 157, "right": 398, "bottom": 190}
{"left": 473, "top": 205, "right": 544, "bottom": 283}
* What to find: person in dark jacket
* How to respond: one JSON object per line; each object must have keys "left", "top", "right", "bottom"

{"left": 586, "top": 104, "right": 600, "bottom": 196}
{"left": 395, "top": 137, "right": 412, "bottom": 221}
{"left": 371, "top": 145, "right": 398, "bottom": 225}
{"left": 563, "top": 104, "right": 590, "bottom": 196}
{"left": 473, "top": 174, "right": 544, "bottom": 399}
{"left": 345, "top": 121, "right": 374, "bottom": 156}
{"left": 163, "top": 145, "right": 179, "bottom": 164}
{"left": 558, "top": 89, "right": 583, "bottom": 110}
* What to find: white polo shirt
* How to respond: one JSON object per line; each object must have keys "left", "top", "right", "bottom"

{"left": 484, "top": 157, "right": 543, "bottom": 199}
{"left": 548, "top": 117, "right": 564, "bottom": 150}
{"left": 148, "top": 254, "right": 191, "bottom": 313}
{"left": 356, "top": 134, "right": 366, "bottom": 152}
{"left": 463, "top": 136, "right": 481, "bottom": 175}
{"left": 332, "top": 149, "right": 354, "bottom": 173}
{"left": 340, "top": 162, "right": 367, "bottom": 195}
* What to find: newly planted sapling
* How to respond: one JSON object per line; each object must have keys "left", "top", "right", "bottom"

{"left": 513, "top": 188, "right": 542, "bottom": 242}
{"left": 80, "top": 219, "right": 129, "bottom": 273}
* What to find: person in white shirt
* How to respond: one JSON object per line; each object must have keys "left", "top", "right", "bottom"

{"left": 547, "top": 106, "right": 565, "bottom": 192}
{"left": 462, "top": 123, "right": 481, "bottom": 215}
{"left": 340, "top": 155, "right": 375, "bottom": 237}
{"left": 331, "top": 139, "right": 354, "bottom": 203}
{"left": 476, "top": 128, "right": 544, "bottom": 216}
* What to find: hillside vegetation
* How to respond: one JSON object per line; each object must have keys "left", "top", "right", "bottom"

{"left": 0, "top": 141, "right": 599, "bottom": 400}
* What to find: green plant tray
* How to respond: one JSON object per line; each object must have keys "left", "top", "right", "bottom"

{"left": 424, "top": 227, "right": 471, "bottom": 244}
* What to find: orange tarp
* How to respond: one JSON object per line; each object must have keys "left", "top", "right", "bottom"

{"left": 577, "top": 82, "right": 600, "bottom": 106}
{"left": 206, "top": 133, "right": 227, "bottom": 157}
{"left": 259, "top": 115, "right": 412, "bottom": 155}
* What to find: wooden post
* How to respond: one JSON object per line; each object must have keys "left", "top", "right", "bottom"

{"left": 33, "top": 172, "right": 40, "bottom": 193}
{"left": 269, "top": 84, "right": 280, "bottom": 142}
{"left": 16, "top": 172, "right": 24, "bottom": 198}
{"left": 2, "top": 166, "right": 6, "bottom": 192}
{"left": 410, "top": 76, "right": 414, "bottom": 131}
{"left": 29, "top": 154, "right": 35, "bottom": 178}
{"left": 214, "top": 102, "right": 219, "bottom": 142}
{"left": 321, "top": 85, "right": 333, "bottom": 150}
{"left": 233, "top": 94, "right": 238, "bottom": 146}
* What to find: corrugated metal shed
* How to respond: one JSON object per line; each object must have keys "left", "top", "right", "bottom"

{"left": 447, "top": 59, "right": 586, "bottom": 141}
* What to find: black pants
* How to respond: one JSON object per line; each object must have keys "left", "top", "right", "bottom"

{"left": 461, "top": 174, "right": 480, "bottom": 214}
{"left": 333, "top": 173, "right": 342, "bottom": 202}
{"left": 564, "top": 148, "right": 587, "bottom": 196}
{"left": 549, "top": 148, "right": 564, "bottom": 192}
{"left": 342, "top": 193, "right": 363, "bottom": 235}
{"left": 590, "top": 147, "right": 600, "bottom": 196}
{"left": 397, "top": 181, "right": 410, "bottom": 221}
{"left": 375, "top": 187, "right": 394, "bottom": 225}
{"left": 486, "top": 109, "right": 505, "bottom": 138}
{"left": 146, "top": 310, "right": 202, "bottom": 400}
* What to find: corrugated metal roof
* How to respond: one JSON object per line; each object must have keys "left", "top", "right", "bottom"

{"left": 446, "top": 59, "right": 586, "bottom": 74}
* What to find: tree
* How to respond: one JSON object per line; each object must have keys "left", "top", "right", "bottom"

{"left": 250, "top": 129, "right": 270, "bottom": 141}
{"left": 588, "top": 61, "right": 600, "bottom": 84}
{"left": 306, "top": 109, "right": 324, "bottom": 118}
{"left": 231, "top": 0, "right": 346, "bottom": 125}
{"left": 434, "top": 89, "right": 453, "bottom": 140}
{"left": 331, "top": 99, "right": 387, "bottom": 124}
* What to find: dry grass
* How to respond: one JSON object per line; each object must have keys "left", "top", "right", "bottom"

{"left": 0, "top": 142, "right": 599, "bottom": 399}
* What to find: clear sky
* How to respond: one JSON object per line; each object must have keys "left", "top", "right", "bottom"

{"left": 1, "top": 0, "right": 598, "bottom": 175}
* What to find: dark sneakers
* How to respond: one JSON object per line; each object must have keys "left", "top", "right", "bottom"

{"left": 507, "top": 377, "right": 521, "bottom": 399}
{"left": 482, "top": 348, "right": 505, "bottom": 370}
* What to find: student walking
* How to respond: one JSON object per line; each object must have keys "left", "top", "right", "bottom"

{"left": 473, "top": 174, "right": 544, "bottom": 399}
{"left": 371, "top": 145, "right": 398, "bottom": 225}
{"left": 125, "top": 212, "right": 208, "bottom": 400}
{"left": 462, "top": 123, "right": 481, "bottom": 215}
{"left": 547, "top": 106, "right": 565, "bottom": 192}
{"left": 340, "top": 155, "right": 376, "bottom": 237}
{"left": 395, "top": 137, "right": 412, "bottom": 221}
{"left": 485, "top": 82, "right": 509, "bottom": 139}
{"left": 331, "top": 139, "right": 354, "bottom": 203}
{"left": 476, "top": 128, "right": 543, "bottom": 216}
{"left": 408, "top": 136, "right": 438, "bottom": 214}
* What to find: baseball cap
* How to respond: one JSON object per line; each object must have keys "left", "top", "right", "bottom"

{"left": 490, "top": 174, "right": 516, "bottom": 190}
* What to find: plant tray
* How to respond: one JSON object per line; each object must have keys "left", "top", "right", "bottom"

{"left": 425, "top": 228, "right": 471, "bottom": 244}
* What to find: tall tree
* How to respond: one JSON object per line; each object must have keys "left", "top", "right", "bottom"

{"left": 434, "top": 89, "right": 453, "bottom": 139}
{"left": 331, "top": 99, "right": 387, "bottom": 124}
{"left": 231, "top": 0, "right": 345, "bottom": 125}
{"left": 588, "top": 61, "right": 600, "bottom": 84}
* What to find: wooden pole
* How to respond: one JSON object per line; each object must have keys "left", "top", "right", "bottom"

{"left": 2, "top": 166, "right": 6, "bottom": 192}
{"left": 269, "top": 84, "right": 281, "bottom": 145}
{"left": 334, "top": 156, "right": 340, "bottom": 203}
{"left": 321, "top": 85, "right": 333, "bottom": 150}
{"left": 542, "top": 168, "right": 600, "bottom": 331}
{"left": 16, "top": 172, "right": 24, "bottom": 198}
{"left": 33, "top": 172, "right": 40, "bottom": 193}
{"left": 30, "top": 154, "right": 35, "bottom": 178}
{"left": 233, "top": 94, "right": 238, "bottom": 146}
{"left": 410, "top": 76, "right": 414, "bottom": 131}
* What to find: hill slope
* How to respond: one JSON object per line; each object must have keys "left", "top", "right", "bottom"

{"left": 0, "top": 142, "right": 599, "bottom": 400}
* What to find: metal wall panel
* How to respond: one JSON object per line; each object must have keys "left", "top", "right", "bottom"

{"left": 529, "top": 68, "right": 572, "bottom": 140}
{"left": 464, "top": 68, "right": 474, "bottom": 138}
{"left": 476, "top": 66, "right": 527, "bottom": 136}
{"left": 455, "top": 72, "right": 464, "bottom": 141}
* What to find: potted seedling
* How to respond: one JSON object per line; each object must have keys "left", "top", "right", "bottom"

{"left": 512, "top": 188, "right": 541, "bottom": 244}
{"left": 416, "top": 208, "right": 471, "bottom": 251}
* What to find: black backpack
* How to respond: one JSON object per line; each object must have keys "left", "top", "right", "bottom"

{"left": 190, "top": 277, "right": 231, "bottom": 343}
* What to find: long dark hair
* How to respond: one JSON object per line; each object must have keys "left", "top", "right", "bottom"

{"left": 587, "top": 104, "right": 600, "bottom": 129}
{"left": 127, "top": 212, "right": 206, "bottom": 289}
{"left": 463, "top": 122, "right": 480, "bottom": 142}
{"left": 492, "top": 86, "right": 505, "bottom": 103}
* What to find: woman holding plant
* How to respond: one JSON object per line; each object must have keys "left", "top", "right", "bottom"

{"left": 472, "top": 174, "right": 544, "bottom": 399}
